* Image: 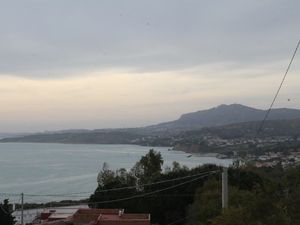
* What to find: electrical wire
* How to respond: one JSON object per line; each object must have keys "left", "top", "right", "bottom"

{"left": 0, "top": 193, "right": 20, "bottom": 197}
{"left": 258, "top": 39, "right": 300, "bottom": 133}
{"left": 43, "top": 171, "right": 218, "bottom": 206}
{"left": 0, "top": 169, "right": 219, "bottom": 209}
{"left": 15, "top": 170, "right": 219, "bottom": 197}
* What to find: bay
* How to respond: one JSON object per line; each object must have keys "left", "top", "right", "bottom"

{"left": 0, "top": 143, "right": 232, "bottom": 203}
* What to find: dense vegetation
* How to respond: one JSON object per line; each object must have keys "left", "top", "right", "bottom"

{"left": 180, "top": 118, "right": 300, "bottom": 140}
{"left": 89, "top": 150, "right": 300, "bottom": 225}
{"left": 0, "top": 130, "right": 145, "bottom": 145}
{"left": 0, "top": 199, "right": 15, "bottom": 225}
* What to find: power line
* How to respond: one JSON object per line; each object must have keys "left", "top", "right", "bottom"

{"left": 81, "top": 170, "right": 217, "bottom": 195}
{"left": 12, "top": 170, "right": 218, "bottom": 198}
{"left": 16, "top": 193, "right": 213, "bottom": 208}
{"left": 24, "top": 193, "right": 90, "bottom": 197}
{"left": 46, "top": 171, "right": 218, "bottom": 206}
{"left": 258, "top": 39, "right": 300, "bottom": 133}
{"left": 0, "top": 193, "right": 20, "bottom": 197}
{"left": 0, "top": 169, "right": 219, "bottom": 210}
{"left": 24, "top": 194, "right": 91, "bottom": 198}
{"left": 82, "top": 172, "right": 214, "bottom": 205}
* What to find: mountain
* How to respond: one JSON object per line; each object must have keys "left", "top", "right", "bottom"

{"left": 180, "top": 118, "right": 300, "bottom": 140}
{"left": 171, "top": 118, "right": 300, "bottom": 153}
{"left": 0, "top": 130, "right": 144, "bottom": 145}
{"left": 0, "top": 132, "right": 32, "bottom": 139}
{"left": 143, "top": 104, "right": 300, "bottom": 134}
{"left": 1, "top": 104, "right": 300, "bottom": 144}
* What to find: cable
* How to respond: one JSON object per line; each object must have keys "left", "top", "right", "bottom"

{"left": 0, "top": 193, "right": 20, "bottom": 197}
{"left": 30, "top": 171, "right": 217, "bottom": 206}
{"left": 0, "top": 170, "right": 219, "bottom": 207}
{"left": 258, "top": 39, "right": 300, "bottom": 133}
{"left": 25, "top": 194, "right": 90, "bottom": 198}
{"left": 23, "top": 193, "right": 212, "bottom": 211}
{"left": 22, "top": 170, "right": 219, "bottom": 197}
{"left": 19, "top": 171, "right": 218, "bottom": 211}
{"left": 44, "top": 171, "right": 218, "bottom": 206}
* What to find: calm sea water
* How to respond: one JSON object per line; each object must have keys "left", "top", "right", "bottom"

{"left": 0, "top": 143, "right": 232, "bottom": 203}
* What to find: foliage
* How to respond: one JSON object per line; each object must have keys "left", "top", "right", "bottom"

{"left": 211, "top": 207, "right": 251, "bottom": 225}
{"left": 132, "top": 149, "right": 164, "bottom": 181}
{"left": 187, "top": 166, "right": 300, "bottom": 225}
{"left": 284, "top": 166, "right": 300, "bottom": 225}
{"left": 90, "top": 150, "right": 219, "bottom": 225}
{"left": 186, "top": 179, "right": 222, "bottom": 225}
{"left": 0, "top": 199, "right": 15, "bottom": 225}
{"left": 90, "top": 150, "right": 300, "bottom": 225}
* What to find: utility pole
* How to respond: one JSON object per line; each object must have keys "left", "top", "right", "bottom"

{"left": 222, "top": 167, "right": 228, "bottom": 208}
{"left": 21, "top": 193, "right": 24, "bottom": 225}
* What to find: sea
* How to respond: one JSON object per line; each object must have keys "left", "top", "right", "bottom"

{"left": 0, "top": 143, "right": 232, "bottom": 203}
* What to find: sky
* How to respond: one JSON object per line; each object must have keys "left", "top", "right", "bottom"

{"left": 0, "top": 0, "right": 299, "bottom": 133}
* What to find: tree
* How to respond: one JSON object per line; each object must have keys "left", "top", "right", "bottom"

{"left": 284, "top": 166, "right": 300, "bottom": 225}
{"left": 186, "top": 179, "right": 222, "bottom": 225}
{"left": 187, "top": 178, "right": 291, "bottom": 225}
{"left": 211, "top": 207, "right": 251, "bottom": 225}
{"left": 0, "top": 199, "right": 15, "bottom": 225}
{"left": 90, "top": 150, "right": 218, "bottom": 225}
{"left": 132, "top": 149, "right": 164, "bottom": 181}
{"left": 97, "top": 162, "right": 116, "bottom": 187}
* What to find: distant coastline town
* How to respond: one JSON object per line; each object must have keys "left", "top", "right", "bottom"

{"left": 2, "top": 104, "right": 300, "bottom": 169}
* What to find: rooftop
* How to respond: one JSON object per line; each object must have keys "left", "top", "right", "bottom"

{"left": 39, "top": 208, "right": 150, "bottom": 225}
{"left": 73, "top": 208, "right": 150, "bottom": 225}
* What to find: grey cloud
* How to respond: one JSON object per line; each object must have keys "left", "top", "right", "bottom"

{"left": 0, "top": 0, "right": 299, "bottom": 77}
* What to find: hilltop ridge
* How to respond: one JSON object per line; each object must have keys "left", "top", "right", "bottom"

{"left": 1, "top": 104, "right": 300, "bottom": 145}
{"left": 142, "top": 104, "right": 300, "bottom": 134}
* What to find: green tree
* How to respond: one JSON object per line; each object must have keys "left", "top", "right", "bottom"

{"left": 132, "top": 149, "right": 164, "bottom": 181}
{"left": 211, "top": 207, "right": 251, "bottom": 225}
{"left": 187, "top": 178, "right": 291, "bottom": 225}
{"left": 90, "top": 150, "right": 218, "bottom": 225}
{"left": 186, "top": 179, "right": 222, "bottom": 225}
{"left": 0, "top": 199, "right": 15, "bottom": 225}
{"left": 97, "top": 162, "right": 116, "bottom": 187}
{"left": 284, "top": 166, "right": 300, "bottom": 225}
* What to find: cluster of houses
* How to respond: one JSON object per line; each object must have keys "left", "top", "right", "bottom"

{"left": 172, "top": 134, "right": 300, "bottom": 155}
{"left": 233, "top": 150, "right": 300, "bottom": 168}
{"left": 200, "top": 135, "right": 295, "bottom": 148}
{"left": 252, "top": 150, "right": 300, "bottom": 168}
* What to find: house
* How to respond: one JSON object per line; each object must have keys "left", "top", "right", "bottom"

{"left": 37, "top": 208, "right": 150, "bottom": 225}
{"left": 13, "top": 205, "right": 88, "bottom": 225}
{"left": 73, "top": 208, "right": 150, "bottom": 225}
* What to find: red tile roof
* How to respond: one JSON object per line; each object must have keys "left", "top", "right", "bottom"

{"left": 39, "top": 208, "right": 150, "bottom": 225}
{"left": 72, "top": 208, "right": 150, "bottom": 225}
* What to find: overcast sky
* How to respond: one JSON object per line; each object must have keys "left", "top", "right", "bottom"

{"left": 0, "top": 0, "right": 299, "bottom": 132}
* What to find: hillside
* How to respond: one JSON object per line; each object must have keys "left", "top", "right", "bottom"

{"left": 172, "top": 118, "right": 300, "bottom": 154}
{"left": 178, "top": 118, "right": 300, "bottom": 140}
{"left": 2, "top": 104, "right": 300, "bottom": 145}
{"left": 0, "top": 130, "right": 144, "bottom": 145}
{"left": 143, "top": 104, "right": 300, "bottom": 134}
{"left": 0, "top": 133, "right": 31, "bottom": 139}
